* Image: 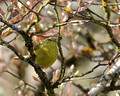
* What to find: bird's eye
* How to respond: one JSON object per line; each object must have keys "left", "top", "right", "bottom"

{"left": 47, "top": 38, "right": 52, "bottom": 41}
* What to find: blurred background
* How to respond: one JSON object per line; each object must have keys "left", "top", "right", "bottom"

{"left": 0, "top": 0, "right": 120, "bottom": 96}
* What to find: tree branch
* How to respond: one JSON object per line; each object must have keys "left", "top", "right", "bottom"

{"left": 88, "top": 60, "right": 120, "bottom": 96}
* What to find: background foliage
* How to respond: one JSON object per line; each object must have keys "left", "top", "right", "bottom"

{"left": 0, "top": 0, "right": 120, "bottom": 96}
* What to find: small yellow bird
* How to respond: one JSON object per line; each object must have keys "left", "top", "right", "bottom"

{"left": 14, "top": 37, "right": 58, "bottom": 69}
{"left": 33, "top": 37, "right": 58, "bottom": 68}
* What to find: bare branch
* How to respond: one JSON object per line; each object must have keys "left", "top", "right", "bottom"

{"left": 88, "top": 60, "right": 120, "bottom": 96}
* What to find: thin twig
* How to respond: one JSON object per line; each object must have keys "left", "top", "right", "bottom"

{"left": 18, "top": 0, "right": 37, "bottom": 14}
{"left": 92, "top": 2, "right": 120, "bottom": 6}
{"left": 52, "top": 0, "right": 65, "bottom": 88}
{"left": 14, "top": 0, "right": 41, "bottom": 24}
{"left": 5, "top": 70, "right": 37, "bottom": 90}
{"left": 63, "top": 63, "right": 108, "bottom": 82}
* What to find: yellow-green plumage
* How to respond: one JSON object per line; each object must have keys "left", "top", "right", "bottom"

{"left": 34, "top": 37, "right": 58, "bottom": 68}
